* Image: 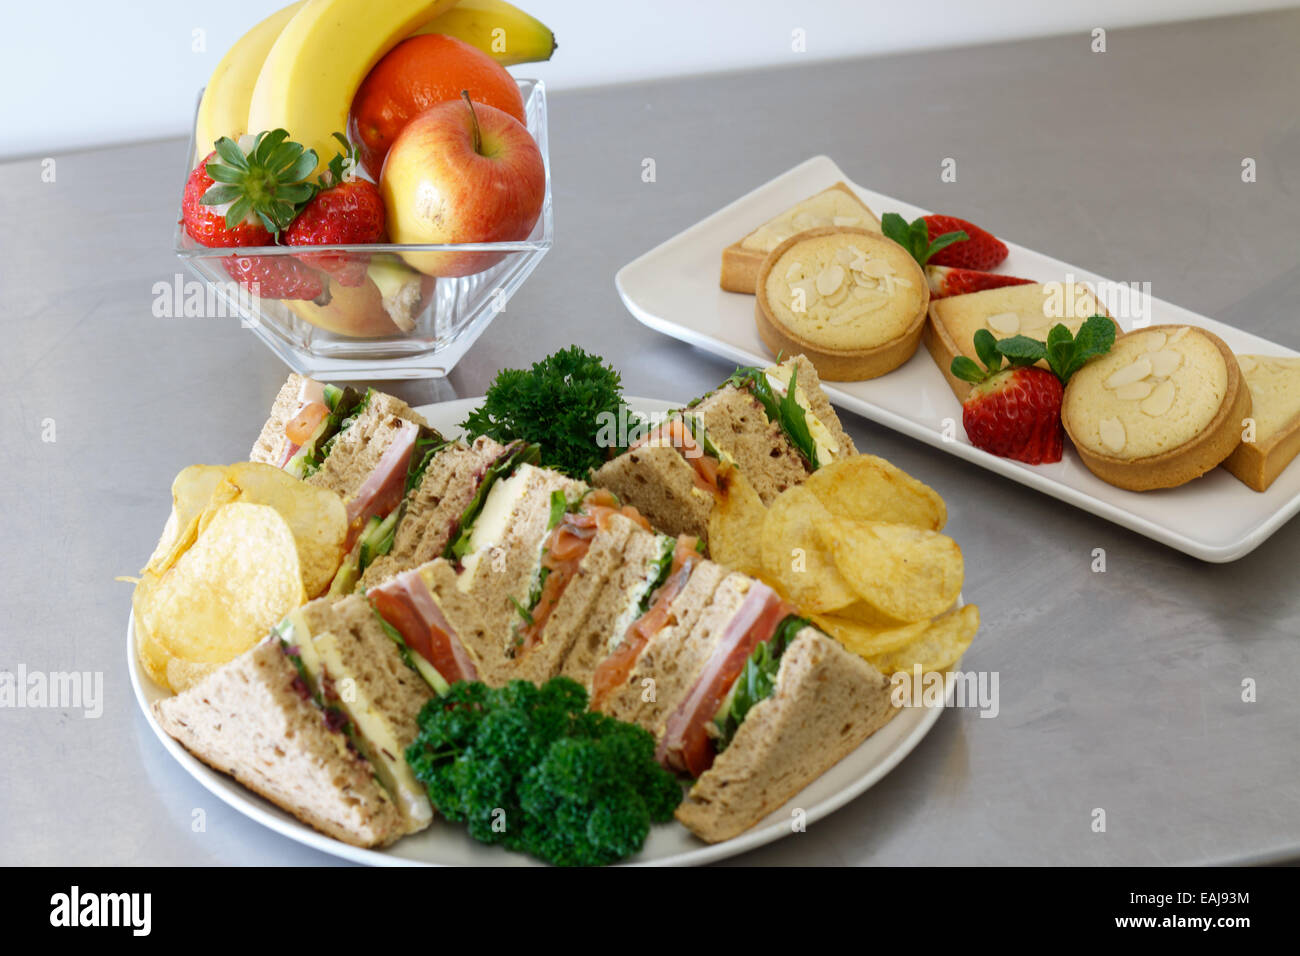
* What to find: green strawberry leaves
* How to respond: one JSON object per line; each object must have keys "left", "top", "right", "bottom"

{"left": 881, "top": 212, "right": 968, "bottom": 267}
{"left": 950, "top": 315, "right": 1115, "bottom": 385}
{"left": 200, "top": 129, "right": 320, "bottom": 236}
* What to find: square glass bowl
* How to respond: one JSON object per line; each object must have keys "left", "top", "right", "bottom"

{"left": 173, "top": 79, "right": 551, "bottom": 379}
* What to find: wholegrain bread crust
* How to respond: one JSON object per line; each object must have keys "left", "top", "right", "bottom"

{"left": 720, "top": 183, "right": 874, "bottom": 295}
{"left": 1062, "top": 326, "right": 1252, "bottom": 491}
{"left": 675, "top": 629, "right": 896, "bottom": 844}
{"left": 249, "top": 373, "right": 309, "bottom": 464}
{"left": 592, "top": 445, "right": 713, "bottom": 540}
{"left": 754, "top": 228, "right": 928, "bottom": 381}
{"left": 153, "top": 636, "right": 403, "bottom": 848}
{"left": 783, "top": 355, "right": 857, "bottom": 458}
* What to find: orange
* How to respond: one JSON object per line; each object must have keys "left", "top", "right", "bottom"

{"left": 350, "top": 34, "right": 527, "bottom": 180}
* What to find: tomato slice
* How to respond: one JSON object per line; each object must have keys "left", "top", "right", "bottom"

{"left": 285, "top": 401, "right": 330, "bottom": 445}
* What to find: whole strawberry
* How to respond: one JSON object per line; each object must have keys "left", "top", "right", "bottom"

{"left": 952, "top": 317, "right": 1116, "bottom": 465}
{"left": 927, "top": 265, "right": 1033, "bottom": 299}
{"left": 924, "top": 215, "right": 1008, "bottom": 270}
{"left": 181, "top": 131, "right": 318, "bottom": 247}
{"left": 285, "top": 135, "right": 385, "bottom": 286}
{"left": 224, "top": 254, "right": 329, "bottom": 303}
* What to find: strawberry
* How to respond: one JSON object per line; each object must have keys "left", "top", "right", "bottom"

{"left": 285, "top": 136, "right": 385, "bottom": 286}
{"left": 923, "top": 215, "right": 1008, "bottom": 270}
{"left": 223, "top": 254, "right": 329, "bottom": 303}
{"left": 927, "top": 265, "right": 1034, "bottom": 299}
{"left": 951, "top": 316, "right": 1117, "bottom": 464}
{"left": 181, "top": 130, "right": 319, "bottom": 247}
{"left": 881, "top": 213, "right": 968, "bottom": 266}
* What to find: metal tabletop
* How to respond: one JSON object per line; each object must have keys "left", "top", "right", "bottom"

{"left": 2, "top": 9, "right": 1298, "bottom": 866}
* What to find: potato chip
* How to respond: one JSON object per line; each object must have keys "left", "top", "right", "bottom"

{"left": 760, "top": 485, "right": 858, "bottom": 612}
{"left": 144, "top": 465, "right": 228, "bottom": 575}
{"left": 812, "top": 614, "right": 930, "bottom": 658}
{"left": 215, "top": 462, "right": 347, "bottom": 597}
{"left": 707, "top": 464, "right": 766, "bottom": 577}
{"left": 132, "top": 577, "right": 173, "bottom": 689}
{"left": 142, "top": 502, "right": 304, "bottom": 668}
{"left": 819, "top": 519, "right": 963, "bottom": 622}
{"left": 867, "top": 604, "right": 980, "bottom": 675}
{"left": 803, "top": 455, "right": 947, "bottom": 531}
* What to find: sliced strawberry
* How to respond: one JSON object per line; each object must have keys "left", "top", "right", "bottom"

{"left": 927, "top": 265, "right": 1034, "bottom": 299}
{"left": 924, "top": 215, "right": 1008, "bottom": 270}
{"left": 961, "top": 366, "right": 1063, "bottom": 464}
{"left": 285, "top": 135, "right": 386, "bottom": 286}
{"left": 950, "top": 317, "right": 1117, "bottom": 465}
{"left": 223, "top": 254, "right": 330, "bottom": 303}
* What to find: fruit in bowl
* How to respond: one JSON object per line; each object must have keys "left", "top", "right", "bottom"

{"left": 350, "top": 33, "right": 526, "bottom": 180}
{"left": 380, "top": 93, "right": 545, "bottom": 277}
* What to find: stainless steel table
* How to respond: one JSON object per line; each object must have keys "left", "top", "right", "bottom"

{"left": 3, "top": 9, "right": 1297, "bottom": 866}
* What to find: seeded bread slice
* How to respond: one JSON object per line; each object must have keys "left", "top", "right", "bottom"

{"left": 305, "top": 394, "right": 428, "bottom": 503}
{"left": 361, "top": 436, "right": 508, "bottom": 589}
{"left": 592, "top": 445, "right": 713, "bottom": 540}
{"left": 692, "top": 389, "right": 810, "bottom": 503}
{"left": 249, "top": 373, "right": 310, "bottom": 465}
{"left": 153, "top": 635, "right": 405, "bottom": 848}
{"left": 778, "top": 355, "right": 858, "bottom": 458}
{"left": 413, "top": 558, "right": 504, "bottom": 686}
{"left": 675, "top": 628, "right": 895, "bottom": 843}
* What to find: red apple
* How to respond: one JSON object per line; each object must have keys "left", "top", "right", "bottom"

{"left": 380, "top": 93, "right": 545, "bottom": 277}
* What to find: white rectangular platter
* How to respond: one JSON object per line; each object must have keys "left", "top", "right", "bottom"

{"left": 615, "top": 155, "right": 1300, "bottom": 562}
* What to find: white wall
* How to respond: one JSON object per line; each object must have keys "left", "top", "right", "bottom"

{"left": 1, "top": 0, "right": 1288, "bottom": 158}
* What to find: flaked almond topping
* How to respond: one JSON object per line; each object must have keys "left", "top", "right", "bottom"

{"left": 823, "top": 283, "right": 850, "bottom": 308}
{"left": 1104, "top": 357, "right": 1153, "bottom": 389}
{"left": 833, "top": 216, "right": 862, "bottom": 227}
{"left": 1140, "top": 380, "right": 1176, "bottom": 417}
{"left": 1143, "top": 331, "right": 1168, "bottom": 351}
{"left": 815, "top": 263, "right": 845, "bottom": 297}
{"left": 784, "top": 260, "right": 805, "bottom": 281}
{"left": 1114, "top": 380, "right": 1155, "bottom": 401}
{"left": 1236, "top": 355, "right": 1257, "bottom": 374}
{"left": 986, "top": 312, "right": 1021, "bottom": 336}
{"left": 835, "top": 247, "right": 856, "bottom": 265}
{"left": 1167, "top": 326, "right": 1191, "bottom": 344}
{"left": 1099, "top": 417, "right": 1127, "bottom": 453}
{"left": 859, "top": 259, "right": 894, "bottom": 278}
{"left": 1147, "top": 349, "right": 1182, "bottom": 378}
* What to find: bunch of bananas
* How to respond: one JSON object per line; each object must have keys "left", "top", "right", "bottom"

{"left": 193, "top": 0, "right": 556, "bottom": 171}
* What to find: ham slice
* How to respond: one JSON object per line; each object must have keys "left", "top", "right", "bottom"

{"left": 346, "top": 419, "right": 420, "bottom": 528}
{"left": 656, "top": 581, "right": 792, "bottom": 777}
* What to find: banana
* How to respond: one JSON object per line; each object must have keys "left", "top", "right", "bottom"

{"left": 248, "top": 0, "right": 462, "bottom": 179}
{"left": 411, "top": 0, "right": 556, "bottom": 66}
{"left": 192, "top": 1, "right": 306, "bottom": 167}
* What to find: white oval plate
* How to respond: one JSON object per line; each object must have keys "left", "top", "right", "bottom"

{"left": 130, "top": 396, "right": 955, "bottom": 866}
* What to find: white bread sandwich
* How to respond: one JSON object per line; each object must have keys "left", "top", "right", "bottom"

{"left": 592, "top": 355, "right": 855, "bottom": 540}
{"left": 152, "top": 634, "right": 405, "bottom": 848}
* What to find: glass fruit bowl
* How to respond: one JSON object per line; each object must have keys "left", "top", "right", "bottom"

{"left": 173, "top": 79, "right": 552, "bottom": 380}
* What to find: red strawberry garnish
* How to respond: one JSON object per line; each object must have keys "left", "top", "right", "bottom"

{"left": 926, "top": 265, "right": 1034, "bottom": 299}
{"left": 223, "top": 254, "right": 329, "bottom": 303}
{"left": 961, "top": 366, "right": 1064, "bottom": 464}
{"left": 951, "top": 317, "right": 1118, "bottom": 465}
{"left": 285, "top": 135, "right": 386, "bottom": 286}
{"left": 924, "top": 215, "right": 1008, "bottom": 270}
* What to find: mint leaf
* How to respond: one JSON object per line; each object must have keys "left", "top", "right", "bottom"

{"left": 1045, "top": 324, "right": 1074, "bottom": 381}
{"left": 924, "top": 229, "right": 968, "bottom": 260}
{"left": 994, "top": 335, "right": 1048, "bottom": 366}
{"left": 972, "top": 329, "right": 1002, "bottom": 371}
{"left": 1061, "top": 315, "right": 1117, "bottom": 381}
{"left": 950, "top": 356, "right": 985, "bottom": 383}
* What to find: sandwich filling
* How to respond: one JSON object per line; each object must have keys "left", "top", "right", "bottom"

{"left": 589, "top": 534, "right": 704, "bottom": 709}
{"left": 513, "top": 489, "right": 652, "bottom": 653}
{"left": 367, "top": 569, "right": 478, "bottom": 685}
{"left": 283, "top": 385, "right": 369, "bottom": 479}
{"left": 444, "top": 442, "right": 541, "bottom": 563}
{"left": 656, "top": 581, "right": 796, "bottom": 777}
